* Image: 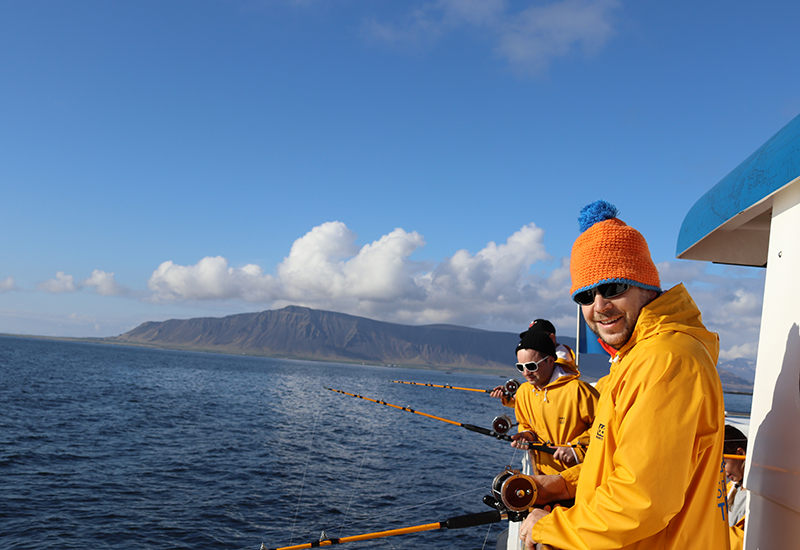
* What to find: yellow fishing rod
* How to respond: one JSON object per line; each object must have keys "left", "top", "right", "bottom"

{"left": 391, "top": 378, "right": 520, "bottom": 398}
{"left": 323, "top": 386, "right": 557, "bottom": 454}
{"left": 392, "top": 379, "right": 492, "bottom": 392}
{"left": 264, "top": 467, "right": 539, "bottom": 550}
{"left": 262, "top": 509, "right": 506, "bottom": 550}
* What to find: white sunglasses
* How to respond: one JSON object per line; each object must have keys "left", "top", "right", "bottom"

{"left": 515, "top": 356, "right": 550, "bottom": 373}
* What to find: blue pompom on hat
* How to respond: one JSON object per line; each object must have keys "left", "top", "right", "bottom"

{"left": 578, "top": 200, "right": 619, "bottom": 233}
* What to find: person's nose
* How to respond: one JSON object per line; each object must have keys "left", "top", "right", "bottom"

{"left": 593, "top": 293, "right": 614, "bottom": 312}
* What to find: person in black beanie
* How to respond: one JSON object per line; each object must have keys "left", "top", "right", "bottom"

{"left": 507, "top": 326, "right": 599, "bottom": 474}
{"left": 490, "top": 318, "right": 579, "bottom": 407}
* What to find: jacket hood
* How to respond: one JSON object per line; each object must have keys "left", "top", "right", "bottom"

{"left": 544, "top": 365, "right": 580, "bottom": 390}
{"left": 616, "top": 283, "right": 719, "bottom": 364}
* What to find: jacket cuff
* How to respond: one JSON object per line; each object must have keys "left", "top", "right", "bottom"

{"left": 559, "top": 466, "right": 581, "bottom": 499}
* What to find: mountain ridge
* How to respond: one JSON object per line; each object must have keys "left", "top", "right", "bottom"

{"left": 112, "top": 305, "right": 523, "bottom": 374}
{"left": 111, "top": 305, "right": 755, "bottom": 390}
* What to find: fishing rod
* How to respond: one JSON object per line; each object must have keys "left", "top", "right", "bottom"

{"left": 263, "top": 467, "right": 538, "bottom": 550}
{"left": 390, "top": 379, "right": 522, "bottom": 434}
{"left": 391, "top": 378, "right": 521, "bottom": 398}
{"left": 262, "top": 510, "right": 506, "bottom": 550}
{"left": 323, "top": 386, "right": 556, "bottom": 454}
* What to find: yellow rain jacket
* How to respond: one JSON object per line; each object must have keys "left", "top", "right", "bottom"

{"left": 515, "top": 367, "right": 599, "bottom": 474}
{"left": 531, "top": 284, "right": 730, "bottom": 549}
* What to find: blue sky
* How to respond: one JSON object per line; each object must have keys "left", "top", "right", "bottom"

{"left": 2, "top": 0, "right": 796, "bottom": 361}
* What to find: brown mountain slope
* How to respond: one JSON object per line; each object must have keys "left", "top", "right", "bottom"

{"left": 111, "top": 305, "right": 756, "bottom": 390}
{"left": 112, "top": 305, "right": 521, "bottom": 373}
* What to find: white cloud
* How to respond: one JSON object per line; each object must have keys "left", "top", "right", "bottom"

{"left": 0, "top": 277, "right": 17, "bottom": 292}
{"left": 719, "top": 342, "right": 760, "bottom": 362}
{"left": 38, "top": 272, "right": 78, "bottom": 293}
{"left": 275, "top": 221, "right": 361, "bottom": 301}
{"left": 495, "top": 0, "right": 620, "bottom": 73}
{"left": 146, "top": 221, "right": 566, "bottom": 330}
{"left": 83, "top": 270, "right": 128, "bottom": 296}
{"left": 658, "top": 260, "right": 765, "bottom": 361}
{"left": 362, "top": 0, "right": 622, "bottom": 74}
{"left": 148, "top": 256, "right": 278, "bottom": 301}
{"left": 341, "top": 227, "right": 427, "bottom": 301}
{"left": 656, "top": 259, "right": 708, "bottom": 286}
{"left": 426, "top": 223, "right": 549, "bottom": 300}
{"left": 35, "top": 270, "right": 130, "bottom": 296}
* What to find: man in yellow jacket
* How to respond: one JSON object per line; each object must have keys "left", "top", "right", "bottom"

{"left": 518, "top": 200, "right": 730, "bottom": 550}
{"left": 509, "top": 328, "right": 599, "bottom": 473}
{"left": 491, "top": 318, "right": 580, "bottom": 409}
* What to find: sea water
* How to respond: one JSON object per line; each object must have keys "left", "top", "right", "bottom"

{"left": 0, "top": 335, "right": 752, "bottom": 550}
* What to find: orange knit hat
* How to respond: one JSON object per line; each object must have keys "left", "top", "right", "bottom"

{"left": 570, "top": 200, "right": 661, "bottom": 298}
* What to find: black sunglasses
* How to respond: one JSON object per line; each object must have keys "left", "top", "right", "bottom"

{"left": 515, "top": 356, "right": 550, "bottom": 373}
{"left": 573, "top": 282, "right": 631, "bottom": 306}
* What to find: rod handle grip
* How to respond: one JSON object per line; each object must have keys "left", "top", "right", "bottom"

{"left": 444, "top": 510, "right": 502, "bottom": 529}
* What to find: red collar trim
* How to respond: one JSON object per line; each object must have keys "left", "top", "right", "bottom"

{"left": 598, "top": 338, "right": 618, "bottom": 357}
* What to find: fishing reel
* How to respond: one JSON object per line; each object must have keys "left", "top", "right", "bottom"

{"left": 483, "top": 467, "right": 538, "bottom": 522}
{"left": 488, "top": 380, "right": 521, "bottom": 436}
{"left": 503, "top": 378, "right": 520, "bottom": 398}
{"left": 491, "top": 414, "right": 515, "bottom": 435}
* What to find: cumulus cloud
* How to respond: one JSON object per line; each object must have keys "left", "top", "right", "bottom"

{"left": 147, "top": 222, "right": 428, "bottom": 306}
{"left": 37, "top": 270, "right": 130, "bottom": 296}
{"left": 0, "top": 277, "right": 17, "bottom": 292}
{"left": 82, "top": 270, "right": 129, "bottom": 296}
{"left": 38, "top": 272, "right": 78, "bottom": 293}
{"left": 362, "top": 0, "right": 622, "bottom": 74}
{"left": 718, "top": 342, "right": 760, "bottom": 362}
{"left": 658, "top": 260, "right": 765, "bottom": 361}
{"left": 420, "top": 223, "right": 550, "bottom": 310}
{"left": 146, "top": 221, "right": 568, "bottom": 330}
{"left": 149, "top": 256, "right": 278, "bottom": 301}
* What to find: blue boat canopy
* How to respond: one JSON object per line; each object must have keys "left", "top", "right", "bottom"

{"left": 676, "top": 113, "right": 800, "bottom": 266}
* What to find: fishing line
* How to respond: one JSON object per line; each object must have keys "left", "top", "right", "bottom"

{"left": 335, "top": 379, "right": 393, "bottom": 539}
{"left": 477, "top": 428, "right": 526, "bottom": 550}
{"left": 330, "top": 379, "right": 504, "bottom": 537}
{"left": 264, "top": 509, "right": 510, "bottom": 550}
{"left": 264, "top": 466, "right": 542, "bottom": 549}
{"left": 480, "top": 520, "right": 497, "bottom": 550}
{"left": 311, "top": 380, "right": 540, "bottom": 546}
{"left": 337, "top": 443, "right": 372, "bottom": 538}
{"left": 335, "top": 485, "right": 491, "bottom": 530}
{"left": 331, "top": 382, "right": 494, "bottom": 536}
{"left": 288, "top": 399, "right": 321, "bottom": 546}
{"left": 323, "top": 386, "right": 559, "bottom": 453}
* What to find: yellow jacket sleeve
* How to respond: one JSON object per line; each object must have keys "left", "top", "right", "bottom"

{"left": 559, "top": 464, "right": 582, "bottom": 499}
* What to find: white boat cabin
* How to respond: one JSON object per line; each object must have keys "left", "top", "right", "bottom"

{"left": 677, "top": 113, "right": 800, "bottom": 548}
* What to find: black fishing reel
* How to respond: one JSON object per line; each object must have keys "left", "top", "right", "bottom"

{"left": 483, "top": 467, "right": 538, "bottom": 522}
{"left": 503, "top": 378, "right": 520, "bottom": 398}
{"left": 491, "top": 414, "right": 514, "bottom": 435}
